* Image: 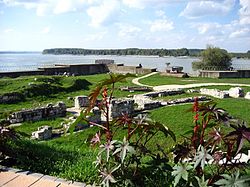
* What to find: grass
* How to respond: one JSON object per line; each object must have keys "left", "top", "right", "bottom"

{"left": 139, "top": 73, "right": 250, "bottom": 86}
{"left": 0, "top": 74, "right": 143, "bottom": 119}
{"left": 3, "top": 73, "right": 250, "bottom": 183}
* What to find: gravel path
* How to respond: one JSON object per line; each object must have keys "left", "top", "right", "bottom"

{"left": 131, "top": 72, "right": 250, "bottom": 91}
{"left": 131, "top": 72, "right": 159, "bottom": 87}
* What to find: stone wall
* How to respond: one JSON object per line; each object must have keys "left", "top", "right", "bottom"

{"left": 107, "top": 64, "right": 157, "bottom": 74}
{"left": 31, "top": 126, "right": 52, "bottom": 140}
{"left": 8, "top": 101, "right": 66, "bottom": 124}
{"left": 144, "top": 89, "right": 184, "bottom": 98}
{"left": 109, "top": 98, "right": 135, "bottom": 119}
{"left": 75, "top": 96, "right": 89, "bottom": 108}
{"left": 199, "top": 70, "right": 250, "bottom": 78}
{"left": 200, "top": 88, "right": 229, "bottom": 98}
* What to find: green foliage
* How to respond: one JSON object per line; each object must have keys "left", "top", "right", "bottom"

{"left": 214, "top": 171, "right": 250, "bottom": 187}
{"left": 0, "top": 120, "right": 19, "bottom": 161}
{"left": 80, "top": 73, "right": 176, "bottom": 186}
{"left": 172, "top": 99, "right": 250, "bottom": 186}
{"left": 43, "top": 48, "right": 193, "bottom": 57}
{"left": 172, "top": 163, "right": 192, "bottom": 186}
{"left": 192, "top": 46, "right": 232, "bottom": 70}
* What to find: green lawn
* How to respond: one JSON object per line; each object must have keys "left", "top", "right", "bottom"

{"left": 0, "top": 74, "right": 143, "bottom": 119}
{"left": 3, "top": 74, "right": 250, "bottom": 184}
{"left": 139, "top": 73, "right": 250, "bottom": 86}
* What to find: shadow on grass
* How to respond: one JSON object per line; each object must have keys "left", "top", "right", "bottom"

{"left": 3, "top": 139, "right": 98, "bottom": 183}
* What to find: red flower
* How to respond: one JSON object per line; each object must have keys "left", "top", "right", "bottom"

{"left": 102, "top": 87, "right": 108, "bottom": 99}
{"left": 194, "top": 113, "right": 199, "bottom": 122}
{"left": 193, "top": 97, "right": 199, "bottom": 113}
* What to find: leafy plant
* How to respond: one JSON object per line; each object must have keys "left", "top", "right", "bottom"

{"left": 172, "top": 98, "right": 250, "bottom": 186}
{"left": 214, "top": 170, "right": 250, "bottom": 187}
{"left": 74, "top": 73, "right": 176, "bottom": 186}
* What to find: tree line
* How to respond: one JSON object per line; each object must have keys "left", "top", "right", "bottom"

{"left": 42, "top": 48, "right": 250, "bottom": 58}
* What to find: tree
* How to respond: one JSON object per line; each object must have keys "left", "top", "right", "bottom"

{"left": 192, "top": 46, "right": 232, "bottom": 70}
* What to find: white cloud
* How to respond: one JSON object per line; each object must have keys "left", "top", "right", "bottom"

{"left": 84, "top": 31, "right": 107, "bottom": 41}
{"left": 239, "top": 0, "right": 250, "bottom": 25}
{"left": 230, "top": 28, "right": 250, "bottom": 38}
{"left": 155, "top": 10, "right": 165, "bottom": 17}
{"left": 4, "top": 28, "right": 14, "bottom": 33}
{"left": 118, "top": 24, "right": 141, "bottom": 38}
{"left": 87, "top": 0, "right": 120, "bottom": 27}
{"left": 149, "top": 19, "right": 174, "bottom": 32}
{"left": 122, "top": 0, "right": 181, "bottom": 9}
{"left": 180, "top": 0, "right": 236, "bottom": 18}
{"left": 53, "top": 0, "right": 74, "bottom": 14}
{"left": 41, "top": 26, "right": 50, "bottom": 34}
{"left": 2, "top": 0, "right": 93, "bottom": 16}
{"left": 193, "top": 22, "right": 223, "bottom": 35}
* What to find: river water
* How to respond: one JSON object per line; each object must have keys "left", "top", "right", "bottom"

{"left": 0, "top": 53, "right": 250, "bottom": 75}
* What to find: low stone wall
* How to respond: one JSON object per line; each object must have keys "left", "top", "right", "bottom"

{"left": 8, "top": 102, "right": 66, "bottom": 124}
{"left": 144, "top": 89, "right": 184, "bottom": 98}
{"left": 199, "top": 70, "right": 250, "bottom": 78}
{"left": 200, "top": 88, "right": 229, "bottom": 98}
{"left": 107, "top": 64, "right": 156, "bottom": 74}
{"left": 162, "top": 96, "right": 208, "bottom": 106}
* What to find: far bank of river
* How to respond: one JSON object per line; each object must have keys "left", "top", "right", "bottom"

{"left": 0, "top": 53, "right": 250, "bottom": 75}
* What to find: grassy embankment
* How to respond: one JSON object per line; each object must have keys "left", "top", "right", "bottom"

{"left": 3, "top": 73, "right": 250, "bottom": 183}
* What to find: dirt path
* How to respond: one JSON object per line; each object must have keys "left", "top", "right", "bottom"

{"left": 131, "top": 72, "right": 250, "bottom": 91}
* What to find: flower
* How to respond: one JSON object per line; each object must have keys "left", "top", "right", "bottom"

{"left": 91, "top": 131, "right": 101, "bottom": 145}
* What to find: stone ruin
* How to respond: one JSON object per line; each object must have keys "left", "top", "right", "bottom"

{"left": 144, "top": 89, "right": 184, "bottom": 98}
{"left": 108, "top": 98, "right": 135, "bottom": 120}
{"left": 200, "top": 87, "right": 245, "bottom": 99}
{"left": 162, "top": 96, "right": 208, "bottom": 106}
{"left": 245, "top": 92, "right": 250, "bottom": 100}
{"left": 200, "top": 88, "right": 229, "bottom": 99}
{"left": 133, "top": 95, "right": 162, "bottom": 110}
{"left": 8, "top": 101, "right": 66, "bottom": 124}
{"left": 227, "top": 87, "right": 244, "bottom": 98}
{"left": 87, "top": 107, "right": 102, "bottom": 124}
{"left": 31, "top": 126, "right": 52, "bottom": 140}
{"left": 75, "top": 96, "right": 89, "bottom": 109}
{"left": 74, "top": 95, "right": 135, "bottom": 121}
{"left": 133, "top": 89, "right": 185, "bottom": 110}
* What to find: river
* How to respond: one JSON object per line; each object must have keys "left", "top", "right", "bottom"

{"left": 0, "top": 53, "right": 249, "bottom": 75}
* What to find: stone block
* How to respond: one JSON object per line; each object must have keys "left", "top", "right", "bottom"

{"left": 75, "top": 96, "right": 89, "bottom": 108}
{"left": 200, "top": 88, "right": 229, "bottom": 98}
{"left": 31, "top": 126, "right": 52, "bottom": 140}
{"left": 228, "top": 87, "right": 244, "bottom": 98}
{"left": 245, "top": 92, "right": 250, "bottom": 99}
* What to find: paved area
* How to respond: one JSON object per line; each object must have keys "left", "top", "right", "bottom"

{"left": 131, "top": 72, "right": 250, "bottom": 91}
{"left": 0, "top": 168, "right": 87, "bottom": 187}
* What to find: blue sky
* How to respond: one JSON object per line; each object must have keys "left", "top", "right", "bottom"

{"left": 0, "top": 0, "right": 249, "bottom": 52}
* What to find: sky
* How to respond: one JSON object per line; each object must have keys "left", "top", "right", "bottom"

{"left": 0, "top": 0, "right": 249, "bottom": 52}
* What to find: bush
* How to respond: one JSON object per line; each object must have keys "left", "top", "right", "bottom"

{"left": 192, "top": 46, "right": 232, "bottom": 70}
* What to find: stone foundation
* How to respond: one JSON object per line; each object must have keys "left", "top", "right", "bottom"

{"left": 200, "top": 88, "right": 229, "bottom": 98}
{"left": 74, "top": 96, "right": 89, "bottom": 108}
{"left": 8, "top": 101, "right": 66, "bottom": 124}
{"left": 31, "top": 126, "right": 52, "bottom": 140}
